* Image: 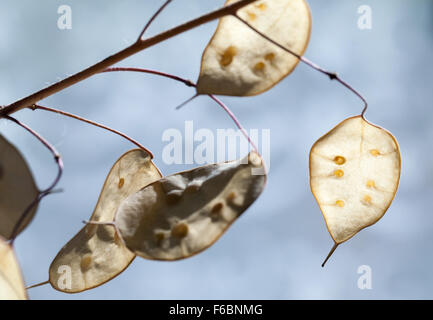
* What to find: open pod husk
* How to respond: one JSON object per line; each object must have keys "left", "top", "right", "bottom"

{"left": 310, "top": 116, "right": 401, "bottom": 250}
{"left": 115, "top": 151, "right": 267, "bottom": 260}
{"left": 197, "top": 0, "right": 311, "bottom": 96}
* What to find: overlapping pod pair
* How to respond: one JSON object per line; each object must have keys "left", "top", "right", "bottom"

{"left": 49, "top": 150, "right": 266, "bottom": 293}
{"left": 310, "top": 116, "right": 401, "bottom": 265}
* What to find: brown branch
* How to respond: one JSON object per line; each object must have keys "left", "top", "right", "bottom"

{"left": 234, "top": 14, "right": 369, "bottom": 117}
{"left": 29, "top": 104, "right": 154, "bottom": 158}
{"left": 0, "top": 0, "right": 258, "bottom": 117}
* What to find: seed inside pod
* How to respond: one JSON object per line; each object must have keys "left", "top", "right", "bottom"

{"left": 115, "top": 152, "right": 267, "bottom": 261}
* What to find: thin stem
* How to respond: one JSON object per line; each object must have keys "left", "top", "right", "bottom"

{"left": 208, "top": 94, "right": 259, "bottom": 154}
{"left": 234, "top": 14, "right": 368, "bottom": 117}
{"left": 321, "top": 243, "right": 339, "bottom": 267}
{"left": 137, "top": 0, "right": 174, "bottom": 41}
{"left": 101, "top": 67, "right": 259, "bottom": 154}
{"left": 102, "top": 67, "right": 195, "bottom": 87}
{"left": 30, "top": 104, "right": 154, "bottom": 158}
{"left": 26, "top": 280, "right": 49, "bottom": 290}
{"left": 4, "top": 116, "right": 63, "bottom": 245}
{"left": 175, "top": 94, "right": 199, "bottom": 110}
{"left": 0, "top": 0, "right": 258, "bottom": 117}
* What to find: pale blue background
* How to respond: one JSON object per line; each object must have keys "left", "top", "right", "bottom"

{"left": 0, "top": 0, "right": 432, "bottom": 299}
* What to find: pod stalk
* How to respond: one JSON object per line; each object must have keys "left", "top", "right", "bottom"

{"left": 321, "top": 243, "right": 339, "bottom": 267}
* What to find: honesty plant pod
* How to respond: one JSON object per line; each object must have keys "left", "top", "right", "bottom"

{"left": 309, "top": 116, "right": 401, "bottom": 264}
{"left": 0, "top": 237, "right": 27, "bottom": 300}
{"left": 0, "top": 134, "right": 39, "bottom": 240}
{"left": 49, "top": 149, "right": 162, "bottom": 293}
{"left": 0, "top": 0, "right": 408, "bottom": 300}
{"left": 115, "top": 151, "right": 266, "bottom": 261}
{"left": 197, "top": 0, "right": 311, "bottom": 96}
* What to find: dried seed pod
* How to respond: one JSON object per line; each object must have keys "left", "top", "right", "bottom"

{"left": 115, "top": 152, "right": 266, "bottom": 260}
{"left": 49, "top": 149, "right": 162, "bottom": 293}
{"left": 309, "top": 116, "right": 401, "bottom": 264}
{"left": 0, "top": 237, "right": 27, "bottom": 300}
{"left": 0, "top": 134, "right": 39, "bottom": 239}
{"left": 197, "top": 0, "right": 311, "bottom": 96}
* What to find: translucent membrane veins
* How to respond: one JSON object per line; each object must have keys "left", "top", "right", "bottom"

{"left": 310, "top": 116, "right": 401, "bottom": 244}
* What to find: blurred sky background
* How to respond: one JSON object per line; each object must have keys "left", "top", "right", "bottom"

{"left": 0, "top": 0, "right": 432, "bottom": 299}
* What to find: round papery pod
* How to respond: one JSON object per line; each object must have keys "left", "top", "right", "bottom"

{"left": 0, "top": 237, "right": 27, "bottom": 300}
{"left": 115, "top": 152, "right": 266, "bottom": 261}
{"left": 49, "top": 149, "right": 162, "bottom": 293}
{"left": 196, "top": 0, "right": 311, "bottom": 96}
{"left": 309, "top": 116, "right": 401, "bottom": 245}
{"left": 0, "top": 134, "right": 39, "bottom": 239}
